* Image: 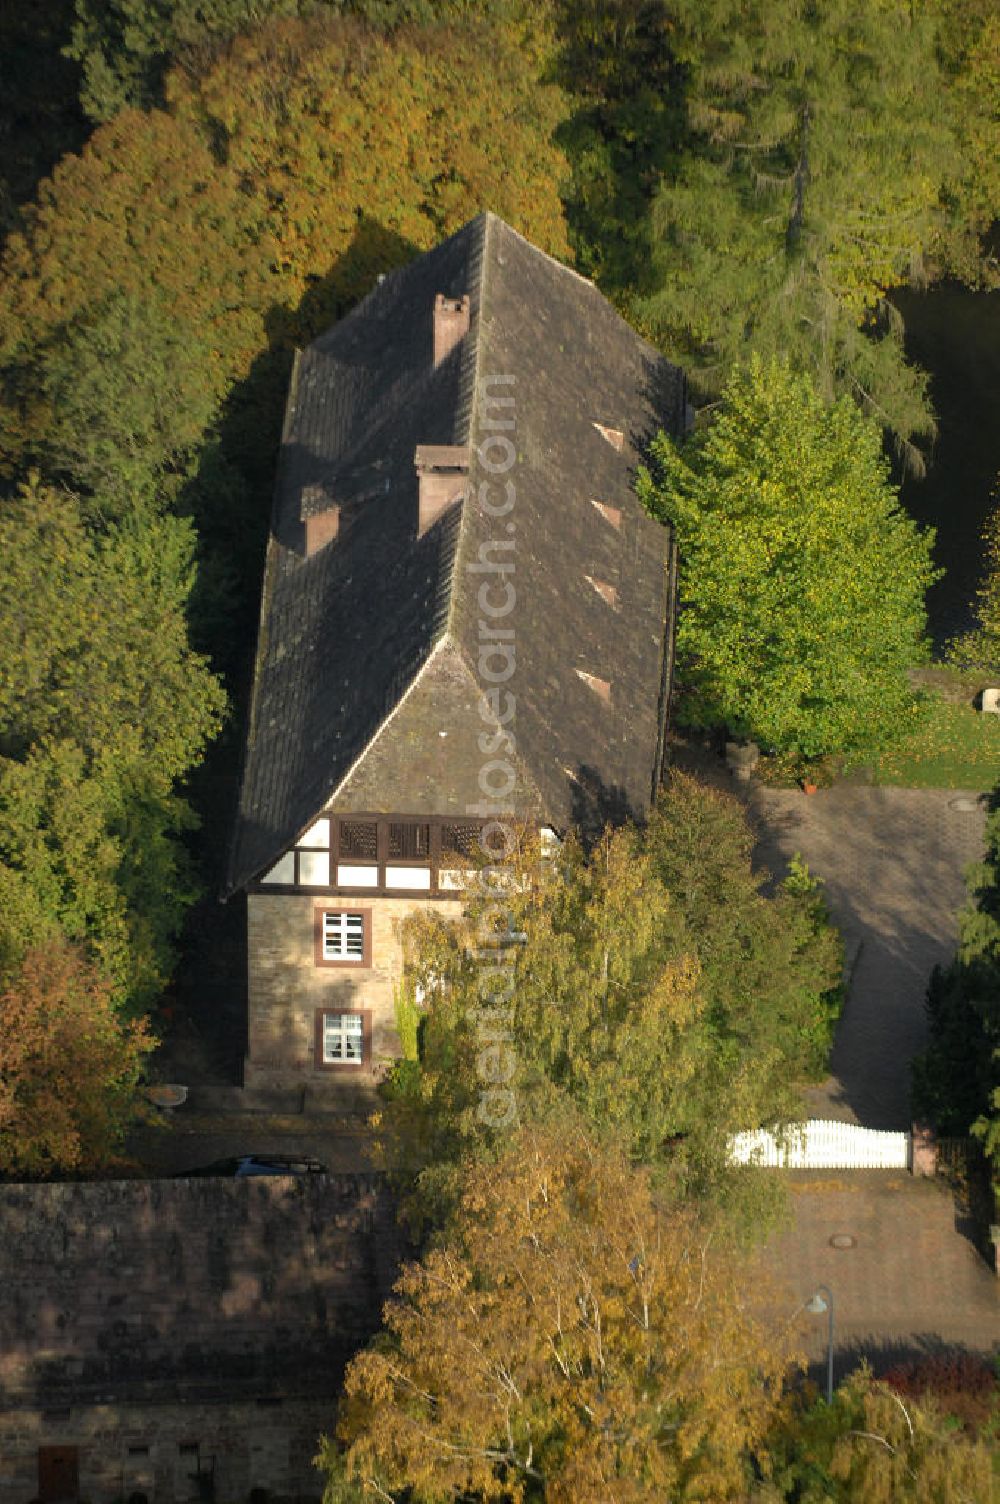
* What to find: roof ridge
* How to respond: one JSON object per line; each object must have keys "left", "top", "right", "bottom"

{"left": 303, "top": 215, "right": 489, "bottom": 513}
{"left": 452, "top": 212, "right": 489, "bottom": 447}
{"left": 445, "top": 210, "right": 491, "bottom": 639}
{"left": 487, "top": 214, "right": 669, "bottom": 367}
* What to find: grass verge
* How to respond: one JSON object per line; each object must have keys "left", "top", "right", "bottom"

{"left": 848, "top": 691, "right": 1000, "bottom": 788}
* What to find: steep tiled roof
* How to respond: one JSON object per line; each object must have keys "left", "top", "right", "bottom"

{"left": 225, "top": 214, "right": 684, "bottom": 896}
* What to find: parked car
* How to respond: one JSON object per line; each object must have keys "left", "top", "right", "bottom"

{"left": 176, "top": 1155, "right": 327, "bottom": 1178}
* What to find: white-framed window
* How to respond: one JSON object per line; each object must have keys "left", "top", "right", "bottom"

{"left": 322, "top": 1012, "right": 365, "bottom": 1064}
{"left": 321, "top": 910, "right": 366, "bottom": 963}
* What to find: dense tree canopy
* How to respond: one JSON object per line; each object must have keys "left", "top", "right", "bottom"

{"left": 65, "top": 0, "right": 545, "bottom": 123}
{"left": 0, "top": 480, "right": 222, "bottom": 1005}
{"left": 379, "top": 773, "right": 842, "bottom": 1229}
{"left": 638, "top": 358, "right": 940, "bottom": 761}
{"left": 0, "top": 943, "right": 155, "bottom": 1175}
{"left": 0, "top": 480, "right": 223, "bottom": 777}
{"left": 326, "top": 1125, "right": 793, "bottom": 1503}
{"left": 551, "top": 0, "right": 1000, "bottom": 465}
{"left": 633, "top": 0, "right": 974, "bottom": 461}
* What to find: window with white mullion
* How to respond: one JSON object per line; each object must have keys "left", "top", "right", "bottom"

{"left": 323, "top": 1012, "right": 364, "bottom": 1064}
{"left": 322, "top": 911, "right": 365, "bottom": 962}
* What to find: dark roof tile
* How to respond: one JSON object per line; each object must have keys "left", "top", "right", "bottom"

{"left": 226, "top": 214, "right": 683, "bottom": 895}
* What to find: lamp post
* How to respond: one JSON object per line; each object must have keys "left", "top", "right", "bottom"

{"left": 805, "top": 1285, "right": 834, "bottom": 1404}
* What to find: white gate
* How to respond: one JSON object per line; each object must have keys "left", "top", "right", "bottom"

{"left": 728, "top": 1119, "right": 911, "bottom": 1170}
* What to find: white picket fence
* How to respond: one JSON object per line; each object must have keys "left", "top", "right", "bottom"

{"left": 728, "top": 1119, "right": 911, "bottom": 1170}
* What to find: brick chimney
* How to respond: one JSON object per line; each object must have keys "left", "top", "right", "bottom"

{"left": 433, "top": 294, "right": 470, "bottom": 368}
{"left": 415, "top": 445, "right": 469, "bottom": 537}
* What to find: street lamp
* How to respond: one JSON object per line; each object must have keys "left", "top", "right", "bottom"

{"left": 805, "top": 1285, "right": 834, "bottom": 1404}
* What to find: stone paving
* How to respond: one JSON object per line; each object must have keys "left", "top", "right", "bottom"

{"left": 746, "top": 783, "right": 989, "bottom": 1129}
{"left": 761, "top": 1172, "right": 999, "bottom": 1374}
{"left": 736, "top": 776, "right": 998, "bottom": 1361}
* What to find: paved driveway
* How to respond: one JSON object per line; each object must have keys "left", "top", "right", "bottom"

{"left": 746, "top": 784, "right": 988, "bottom": 1129}
{"left": 761, "top": 1172, "right": 999, "bottom": 1375}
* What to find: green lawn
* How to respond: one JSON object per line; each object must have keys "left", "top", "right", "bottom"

{"left": 848, "top": 693, "right": 1000, "bottom": 788}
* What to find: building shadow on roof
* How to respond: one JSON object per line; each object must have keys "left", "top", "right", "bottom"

{"left": 568, "top": 764, "right": 639, "bottom": 842}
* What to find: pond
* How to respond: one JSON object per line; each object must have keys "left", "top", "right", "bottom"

{"left": 894, "top": 283, "right": 1000, "bottom": 652}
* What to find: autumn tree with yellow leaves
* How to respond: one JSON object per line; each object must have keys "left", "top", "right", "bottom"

{"left": 0, "top": 943, "right": 155, "bottom": 1176}
{"left": 323, "top": 1124, "right": 795, "bottom": 1503}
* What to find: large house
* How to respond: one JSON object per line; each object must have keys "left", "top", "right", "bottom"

{"left": 225, "top": 212, "right": 686, "bottom": 1100}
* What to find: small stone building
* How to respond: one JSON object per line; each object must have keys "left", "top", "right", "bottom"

{"left": 225, "top": 211, "right": 686, "bottom": 1099}
{"left": 0, "top": 1175, "right": 392, "bottom": 1503}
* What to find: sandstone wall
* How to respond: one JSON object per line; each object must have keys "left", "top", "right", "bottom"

{"left": 245, "top": 892, "right": 462, "bottom": 1096}
{"left": 0, "top": 1395, "right": 333, "bottom": 1503}
{"left": 0, "top": 1175, "right": 396, "bottom": 1501}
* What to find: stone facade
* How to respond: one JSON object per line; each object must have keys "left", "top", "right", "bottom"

{"left": 0, "top": 1176, "right": 396, "bottom": 1503}
{"left": 244, "top": 891, "right": 463, "bottom": 1096}
{"left": 0, "top": 1396, "right": 333, "bottom": 1504}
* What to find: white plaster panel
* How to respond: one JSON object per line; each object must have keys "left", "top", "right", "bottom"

{"left": 261, "top": 852, "right": 295, "bottom": 885}
{"left": 337, "top": 863, "right": 379, "bottom": 888}
{"left": 385, "top": 865, "right": 432, "bottom": 890}
{"left": 298, "top": 818, "right": 331, "bottom": 849}
{"left": 297, "top": 850, "right": 330, "bottom": 886}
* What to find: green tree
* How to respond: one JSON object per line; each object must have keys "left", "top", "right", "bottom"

{"left": 65, "top": 0, "right": 550, "bottom": 123}
{"left": 549, "top": 0, "right": 681, "bottom": 295}
{"left": 934, "top": 0, "right": 1000, "bottom": 279}
{"left": 65, "top": 0, "right": 307, "bottom": 122}
{"left": 757, "top": 1367, "right": 996, "bottom": 1502}
{"left": 326, "top": 1124, "right": 794, "bottom": 1503}
{"left": 378, "top": 821, "right": 707, "bottom": 1229}
{"left": 645, "top": 774, "right": 843, "bottom": 1158}
{"left": 912, "top": 788, "right": 1000, "bottom": 1186}
{"left": 33, "top": 287, "right": 220, "bottom": 513}
{"left": 379, "top": 775, "right": 842, "bottom": 1230}
{"left": 0, "top": 942, "right": 155, "bottom": 1176}
{"left": 636, "top": 0, "right": 967, "bottom": 463}
{"left": 638, "top": 357, "right": 940, "bottom": 762}
{"left": 0, "top": 480, "right": 223, "bottom": 1007}
{"left": 0, "top": 741, "right": 201, "bottom": 1011}
{"left": 0, "top": 479, "right": 225, "bottom": 779}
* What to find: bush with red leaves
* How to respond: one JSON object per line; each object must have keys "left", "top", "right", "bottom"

{"left": 882, "top": 1353, "right": 998, "bottom": 1433}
